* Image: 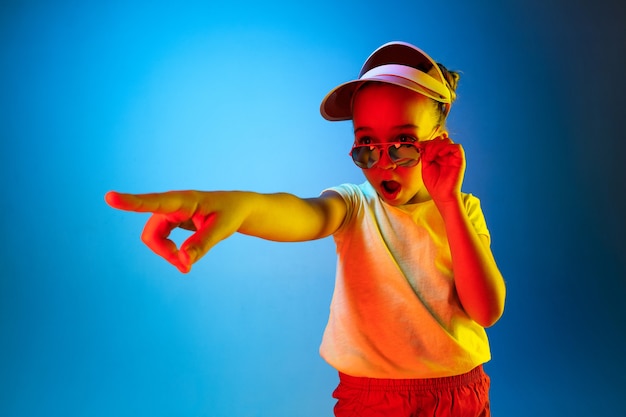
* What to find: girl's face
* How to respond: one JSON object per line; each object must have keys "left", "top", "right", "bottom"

{"left": 351, "top": 83, "right": 443, "bottom": 205}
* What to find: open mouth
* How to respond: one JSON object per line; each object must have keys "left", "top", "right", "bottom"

{"left": 381, "top": 180, "right": 401, "bottom": 196}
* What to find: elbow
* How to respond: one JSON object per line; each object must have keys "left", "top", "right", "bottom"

{"left": 475, "top": 306, "right": 504, "bottom": 328}
{"left": 457, "top": 269, "right": 507, "bottom": 327}
{"left": 473, "top": 294, "right": 506, "bottom": 328}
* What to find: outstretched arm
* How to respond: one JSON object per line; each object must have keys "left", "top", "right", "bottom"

{"left": 105, "top": 190, "right": 346, "bottom": 273}
{"left": 421, "top": 138, "right": 506, "bottom": 327}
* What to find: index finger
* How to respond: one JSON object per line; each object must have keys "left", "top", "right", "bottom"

{"left": 105, "top": 191, "right": 193, "bottom": 214}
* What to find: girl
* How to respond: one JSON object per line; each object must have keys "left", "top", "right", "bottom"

{"left": 106, "top": 41, "right": 506, "bottom": 417}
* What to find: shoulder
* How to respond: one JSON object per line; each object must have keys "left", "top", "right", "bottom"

{"left": 322, "top": 182, "right": 377, "bottom": 236}
{"left": 461, "top": 192, "right": 481, "bottom": 209}
{"left": 461, "top": 193, "right": 490, "bottom": 238}
{"left": 324, "top": 182, "right": 375, "bottom": 205}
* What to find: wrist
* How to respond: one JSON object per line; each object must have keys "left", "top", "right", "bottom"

{"left": 433, "top": 194, "right": 464, "bottom": 218}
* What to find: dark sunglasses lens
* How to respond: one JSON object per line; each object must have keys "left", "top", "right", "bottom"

{"left": 388, "top": 144, "right": 420, "bottom": 167}
{"left": 351, "top": 146, "right": 379, "bottom": 169}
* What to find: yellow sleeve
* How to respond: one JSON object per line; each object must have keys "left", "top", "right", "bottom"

{"left": 463, "top": 193, "right": 491, "bottom": 243}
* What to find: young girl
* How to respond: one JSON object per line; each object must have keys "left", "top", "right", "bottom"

{"left": 106, "top": 41, "right": 506, "bottom": 417}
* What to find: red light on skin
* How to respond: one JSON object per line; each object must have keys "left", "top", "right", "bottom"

{"left": 105, "top": 191, "right": 196, "bottom": 273}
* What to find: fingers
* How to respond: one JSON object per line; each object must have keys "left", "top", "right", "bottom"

{"left": 421, "top": 137, "right": 464, "bottom": 166}
{"left": 420, "top": 136, "right": 466, "bottom": 203}
{"left": 105, "top": 191, "right": 146, "bottom": 211}
{"left": 137, "top": 210, "right": 234, "bottom": 274}
{"left": 142, "top": 213, "right": 192, "bottom": 273}
{"left": 105, "top": 191, "right": 196, "bottom": 215}
{"left": 106, "top": 190, "right": 215, "bottom": 273}
{"left": 178, "top": 212, "right": 233, "bottom": 268}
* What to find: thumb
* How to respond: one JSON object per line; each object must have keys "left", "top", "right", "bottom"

{"left": 177, "top": 246, "right": 198, "bottom": 273}
{"left": 177, "top": 212, "right": 228, "bottom": 270}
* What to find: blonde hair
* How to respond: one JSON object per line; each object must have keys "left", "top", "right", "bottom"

{"left": 435, "top": 63, "right": 460, "bottom": 123}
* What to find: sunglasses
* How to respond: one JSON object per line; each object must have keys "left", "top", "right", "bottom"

{"left": 350, "top": 142, "right": 422, "bottom": 169}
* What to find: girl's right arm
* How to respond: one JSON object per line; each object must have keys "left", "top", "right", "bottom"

{"left": 105, "top": 190, "right": 346, "bottom": 273}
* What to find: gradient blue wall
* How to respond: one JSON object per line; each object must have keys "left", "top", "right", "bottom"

{"left": 1, "top": 1, "right": 624, "bottom": 416}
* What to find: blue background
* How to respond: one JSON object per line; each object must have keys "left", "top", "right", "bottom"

{"left": 1, "top": 1, "right": 625, "bottom": 416}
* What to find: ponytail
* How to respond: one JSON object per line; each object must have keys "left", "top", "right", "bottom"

{"left": 435, "top": 63, "right": 461, "bottom": 122}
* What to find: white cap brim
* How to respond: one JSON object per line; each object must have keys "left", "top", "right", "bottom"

{"left": 320, "top": 42, "right": 451, "bottom": 121}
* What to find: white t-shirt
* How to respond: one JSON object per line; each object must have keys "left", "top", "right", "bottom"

{"left": 319, "top": 182, "right": 492, "bottom": 378}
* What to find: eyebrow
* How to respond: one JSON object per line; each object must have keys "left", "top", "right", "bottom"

{"left": 354, "top": 124, "right": 421, "bottom": 134}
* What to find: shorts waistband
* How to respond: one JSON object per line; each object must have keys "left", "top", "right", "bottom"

{"left": 338, "top": 366, "right": 486, "bottom": 391}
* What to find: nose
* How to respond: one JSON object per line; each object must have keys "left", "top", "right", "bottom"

{"left": 376, "top": 148, "right": 397, "bottom": 170}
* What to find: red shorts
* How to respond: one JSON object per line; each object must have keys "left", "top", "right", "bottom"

{"left": 332, "top": 366, "right": 490, "bottom": 417}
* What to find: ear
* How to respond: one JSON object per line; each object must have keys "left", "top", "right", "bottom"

{"left": 443, "top": 102, "right": 451, "bottom": 116}
{"left": 431, "top": 124, "right": 448, "bottom": 140}
{"left": 437, "top": 102, "right": 451, "bottom": 119}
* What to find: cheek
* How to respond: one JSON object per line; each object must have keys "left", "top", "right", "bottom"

{"left": 410, "top": 165, "right": 424, "bottom": 183}
{"left": 361, "top": 170, "right": 378, "bottom": 185}
{"left": 398, "top": 165, "right": 424, "bottom": 182}
{"left": 397, "top": 168, "right": 426, "bottom": 198}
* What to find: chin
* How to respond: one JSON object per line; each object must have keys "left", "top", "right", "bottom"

{"left": 378, "top": 190, "right": 410, "bottom": 206}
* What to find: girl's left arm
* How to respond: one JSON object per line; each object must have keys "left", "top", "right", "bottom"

{"left": 437, "top": 200, "right": 506, "bottom": 327}
{"left": 421, "top": 137, "right": 506, "bottom": 327}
